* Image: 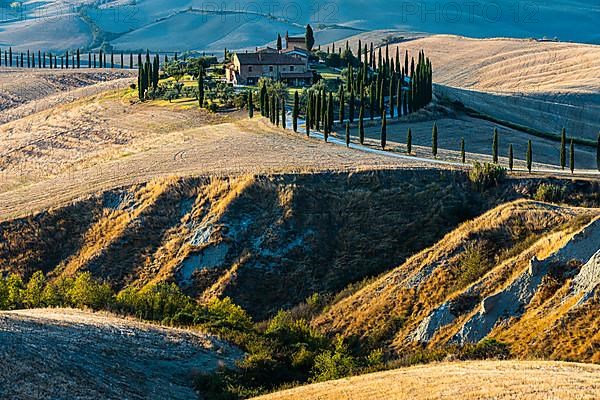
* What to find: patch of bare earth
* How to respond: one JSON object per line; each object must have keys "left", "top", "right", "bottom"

{"left": 0, "top": 308, "right": 241, "bottom": 400}
{"left": 253, "top": 361, "right": 600, "bottom": 400}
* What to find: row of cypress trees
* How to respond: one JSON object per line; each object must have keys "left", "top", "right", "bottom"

{"left": 0, "top": 47, "right": 149, "bottom": 69}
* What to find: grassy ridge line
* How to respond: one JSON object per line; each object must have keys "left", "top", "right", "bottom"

{"left": 455, "top": 101, "right": 596, "bottom": 148}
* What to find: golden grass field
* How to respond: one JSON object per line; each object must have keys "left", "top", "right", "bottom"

{"left": 253, "top": 360, "right": 600, "bottom": 400}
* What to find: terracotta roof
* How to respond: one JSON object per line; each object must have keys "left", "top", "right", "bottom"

{"left": 235, "top": 52, "right": 305, "bottom": 65}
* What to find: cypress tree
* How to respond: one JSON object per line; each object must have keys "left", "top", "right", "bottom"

{"left": 369, "top": 82, "right": 375, "bottom": 120}
{"left": 315, "top": 91, "right": 321, "bottom": 130}
{"left": 526, "top": 140, "right": 532, "bottom": 173}
{"left": 346, "top": 122, "right": 350, "bottom": 147}
{"left": 121, "top": 52, "right": 124, "bottom": 69}
{"left": 198, "top": 67, "right": 204, "bottom": 107}
{"left": 306, "top": 99, "right": 311, "bottom": 137}
{"left": 9, "top": 47, "right": 12, "bottom": 67}
{"left": 260, "top": 84, "right": 267, "bottom": 115}
{"left": 570, "top": 139, "right": 575, "bottom": 173}
{"left": 293, "top": 91, "right": 299, "bottom": 132}
{"left": 248, "top": 90, "right": 254, "bottom": 118}
{"left": 277, "top": 34, "right": 282, "bottom": 51}
{"left": 407, "top": 128, "right": 413, "bottom": 155}
{"left": 65, "top": 51, "right": 68, "bottom": 68}
{"left": 305, "top": 24, "right": 315, "bottom": 52}
{"left": 359, "top": 104, "right": 365, "bottom": 145}
{"left": 492, "top": 128, "right": 499, "bottom": 164}
{"left": 381, "top": 111, "right": 387, "bottom": 149}
{"left": 281, "top": 97, "right": 286, "bottom": 129}
{"left": 76, "top": 49, "right": 80, "bottom": 68}
{"left": 432, "top": 122, "right": 438, "bottom": 158}
{"left": 560, "top": 127, "right": 566, "bottom": 170}
{"left": 138, "top": 65, "right": 144, "bottom": 100}
{"left": 396, "top": 79, "right": 402, "bottom": 118}
{"left": 27, "top": 50, "right": 30, "bottom": 68}
{"left": 153, "top": 55, "right": 159, "bottom": 89}
{"left": 388, "top": 75, "right": 394, "bottom": 119}
{"left": 345, "top": 88, "right": 353, "bottom": 123}
{"left": 597, "top": 132, "right": 600, "bottom": 172}
{"left": 508, "top": 144, "right": 514, "bottom": 171}
{"left": 460, "top": 137, "right": 465, "bottom": 163}
{"left": 338, "top": 84, "right": 345, "bottom": 123}
{"left": 275, "top": 96, "right": 280, "bottom": 127}
{"left": 327, "top": 92, "right": 334, "bottom": 135}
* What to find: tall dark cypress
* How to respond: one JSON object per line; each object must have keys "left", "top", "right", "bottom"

{"left": 76, "top": 49, "right": 80, "bottom": 68}
{"left": 359, "top": 104, "right": 365, "bottom": 145}
{"left": 432, "top": 122, "right": 438, "bottom": 158}
{"left": 260, "top": 84, "right": 266, "bottom": 115}
{"left": 526, "top": 140, "right": 533, "bottom": 173}
{"left": 492, "top": 128, "right": 499, "bottom": 164}
{"left": 570, "top": 139, "right": 575, "bottom": 173}
{"left": 306, "top": 99, "right": 311, "bottom": 137}
{"left": 248, "top": 90, "right": 254, "bottom": 118}
{"left": 65, "top": 51, "right": 68, "bottom": 68}
{"left": 560, "top": 127, "right": 566, "bottom": 170}
{"left": 281, "top": 97, "right": 286, "bottom": 129}
{"left": 345, "top": 122, "right": 350, "bottom": 147}
{"left": 388, "top": 75, "right": 394, "bottom": 119}
{"left": 292, "top": 91, "right": 299, "bottom": 132}
{"left": 380, "top": 111, "right": 387, "bottom": 149}
{"left": 338, "top": 84, "right": 345, "bottom": 123}
{"left": 396, "top": 78, "right": 402, "bottom": 118}
{"left": 508, "top": 144, "right": 514, "bottom": 171}
{"left": 407, "top": 129, "right": 413, "bottom": 155}
{"left": 152, "top": 55, "right": 159, "bottom": 89}
{"left": 460, "top": 137, "right": 465, "bottom": 163}
{"left": 349, "top": 89, "right": 355, "bottom": 123}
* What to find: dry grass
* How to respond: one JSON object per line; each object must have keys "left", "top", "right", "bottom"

{"left": 0, "top": 308, "right": 241, "bottom": 400}
{"left": 253, "top": 360, "right": 600, "bottom": 400}
{"left": 313, "top": 200, "right": 598, "bottom": 354}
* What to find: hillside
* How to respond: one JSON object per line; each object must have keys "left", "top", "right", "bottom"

{"left": 0, "top": 308, "right": 241, "bottom": 400}
{"left": 337, "top": 34, "right": 600, "bottom": 139}
{"left": 0, "top": 170, "right": 505, "bottom": 319}
{"left": 253, "top": 361, "right": 600, "bottom": 400}
{"left": 1, "top": 1, "right": 599, "bottom": 52}
{"left": 314, "top": 199, "right": 600, "bottom": 361}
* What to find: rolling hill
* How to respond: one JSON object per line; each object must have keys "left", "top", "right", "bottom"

{"left": 0, "top": 308, "right": 241, "bottom": 400}
{"left": 0, "top": 1, "right": 599, "bottom": 52}
{"left": 253, "top": 361, "right": 600, "bottom": 400}
{"left": 314, "top": 199, "right": 600, "bottom": 362}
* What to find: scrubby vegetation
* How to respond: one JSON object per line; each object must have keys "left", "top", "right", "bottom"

{"left": 469, "top": 162, "right": 506, "bottom": 191}
{"left": 0, "top": 269, "right": 515, "bottom": 399}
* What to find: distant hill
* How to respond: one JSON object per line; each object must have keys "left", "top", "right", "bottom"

{"left": 0, "top": 0, "right": 598, "bottom": 51}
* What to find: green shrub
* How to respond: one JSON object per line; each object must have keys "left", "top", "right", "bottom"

{"left": 534, "top": 183, "right": 566, "bottom": 203}
{"left": 310, "top": 336, "right": 357, "bottom": 382}
{"left": 469, "top": 162, "right": 506, "bottom": 191}
{"left": 460, "top": 338, "right": 510, "bottom": 360}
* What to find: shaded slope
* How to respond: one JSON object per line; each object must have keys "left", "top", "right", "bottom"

{"left": 0, "top": 170, "right": 497, "bottom": 319}
{"left": 0, "top": 308, "right": 241, "bottom": 400}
